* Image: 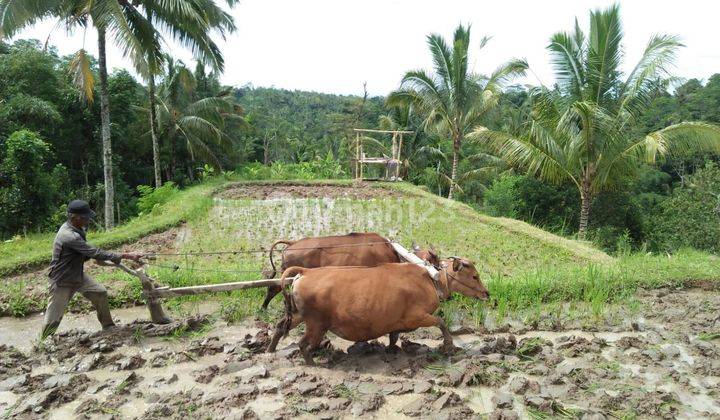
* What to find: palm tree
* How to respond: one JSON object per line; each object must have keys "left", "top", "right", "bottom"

{"left": 153, "top": 58, "right": 246, "bottom": 175}
{"left": 142, "top": 0, "right": 237, "bottom": 187}
{"left": 387, "top": 24, "right": 527, "bottom": 199}
{"left": 471, "top": 5, "right": 720, "bottom": 239}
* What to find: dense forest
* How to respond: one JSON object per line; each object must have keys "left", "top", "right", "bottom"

{"left": 1, "top": 4, "right": 720, "bottom": 255}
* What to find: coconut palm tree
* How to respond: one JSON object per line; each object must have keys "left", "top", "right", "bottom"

{"left": 142, "top": 0, "right": 237, "bottom": 187}
{"left": 153, "top": 58, "right": 246, "bottom": 176}
{"left": 387, "top": 24, "right": 527, "bottom": 199}
{"left": 470, "top": 5, "right": 720, "bottom": 239}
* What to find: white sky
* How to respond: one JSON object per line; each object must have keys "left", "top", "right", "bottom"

{"left": 12, "top": 0, "right": 720, "bottom": 97}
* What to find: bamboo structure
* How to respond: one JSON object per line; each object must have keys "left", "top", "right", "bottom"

{"left": 353, "top": 129, "right": 413, "bottom": 182}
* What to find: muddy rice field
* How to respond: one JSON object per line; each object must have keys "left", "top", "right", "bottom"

{"left": 1, "top": 285, "right": 719, "bottom": 419}
{"left": 216, "top": 184, "right": 405, "bottom": 200}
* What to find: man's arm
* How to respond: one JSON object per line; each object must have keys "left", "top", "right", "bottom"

{"left": 65, "top": 234, "right": 142, "bottom": 263}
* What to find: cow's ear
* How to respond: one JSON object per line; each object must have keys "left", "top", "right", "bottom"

{"left": 452, "top": 258, "right": 462, "bottom": 272}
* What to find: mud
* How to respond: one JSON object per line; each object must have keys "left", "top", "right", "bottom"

{"left": 217, "top": 184, "right": 405, "bottom": 200}
{"left": 0, "top": 287, "right": 718, "bottom": 419}
{"left": 0, "top": 226, "right": 188, "bottom": 317}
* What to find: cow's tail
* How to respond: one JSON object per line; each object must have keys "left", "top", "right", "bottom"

{"left": 268, "top": 240, "right": 295, "bottom": 278}
{"left": 277, "top": 266, "right": 304, "bottom": 338}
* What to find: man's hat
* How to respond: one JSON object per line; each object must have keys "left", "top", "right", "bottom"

{"left": 67, "top": 200, "right": 96, "bottom": 219}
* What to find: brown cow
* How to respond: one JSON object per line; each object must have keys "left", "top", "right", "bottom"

{"left": 267, "top": 258, "right": 489, "bottom": 365}
{"left": 260, "top": 233, "right": 439, "bottom": 309}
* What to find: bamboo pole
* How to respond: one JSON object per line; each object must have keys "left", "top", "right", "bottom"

{"left": 355, "top": 131, "right": 362, "bottom": 181}
{"left": 359, "top": 142, "right": 364, "bottom": 180}
{"left": 396, "top": 133, "right": 404, "bottom": 179}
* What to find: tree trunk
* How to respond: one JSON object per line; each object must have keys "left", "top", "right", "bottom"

{"left": 263, "top": 134, "right": 269, "bottom": 165}
{"left": 448, "top": 134, "right": 460, "bottom": 199}
{"left": 97, "top": 28, "right": 115, "bottom": 230}
{"left": 146, "top": 8, "right": 162, "bottom": 188}
{"left": 148, "top": 73, "right": 162, "bottom": 188}
{"left": 169, "top": 137, "right": 176, "bottom": 180}
{"left": 578, "top": 178, "right": 592, "bottom": 240}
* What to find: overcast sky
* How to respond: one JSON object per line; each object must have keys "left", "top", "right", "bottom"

{"left": 13, "top": 0, "right": 720, "bottom": 97}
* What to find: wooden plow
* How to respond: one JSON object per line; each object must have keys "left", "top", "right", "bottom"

{"left": 111, "top": 242, "right": 437, "bottom": 323}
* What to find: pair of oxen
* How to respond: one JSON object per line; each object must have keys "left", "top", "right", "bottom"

{"left": 261, "top": 233, "right": 490, "bottom": 365}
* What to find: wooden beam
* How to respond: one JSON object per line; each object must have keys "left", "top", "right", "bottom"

{"left": 147, "top": 277, "right": 299, "bottom": 298}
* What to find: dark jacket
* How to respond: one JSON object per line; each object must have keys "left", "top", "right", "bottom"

{"left": 48, "top": 222, "right": 121, "bottom": 287}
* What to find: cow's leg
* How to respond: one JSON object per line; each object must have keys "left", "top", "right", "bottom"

{"left": 299, "top": 321, "right": 326, "bottom": 366}
{"left": 261, "top": 285, "right": 281, "bottom": 310}
{"left": 387, "top": 332, "right": 401, "bottom": 354}
{"left": 413, "top": 313, "right": 457, "bottom": 354}
{"left": 267, "top": 313, "right": 302, "bottom": 353}
{"left": 434, "top": 316, "right": 458, "bottom": 354}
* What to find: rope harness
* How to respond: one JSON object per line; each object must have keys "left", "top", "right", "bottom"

{"left": 142, "top": 240, "right": 410, "bottom": 275}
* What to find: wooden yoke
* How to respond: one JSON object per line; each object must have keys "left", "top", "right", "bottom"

{"left": 390, "top": 242, "right": 440, "bottom": 281}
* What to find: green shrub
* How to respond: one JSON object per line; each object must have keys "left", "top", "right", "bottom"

{"left": 236, "top": 155, "right": 347, "bottom": 181}
{"left": 137, "top": 182, "right": 179, "bottom": 215}
{"left": 0, "top": 130, "right": 57, "bottom": 236}
{"left": 649, "top": 162, "right": 720, "bottom": 253}
{"left": 483, "top": 174, "right": 578, "bottom": 233}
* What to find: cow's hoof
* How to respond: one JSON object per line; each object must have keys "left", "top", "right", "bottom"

{"left": 386, "top": 344, "right": 401, "bottom": 354}
{"left": 439, "top": 343, "right": 459, "bottom": 355}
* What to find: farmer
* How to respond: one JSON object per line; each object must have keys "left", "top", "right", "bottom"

{"left": 40, "top": 200, "right": 143, "bottom": 339}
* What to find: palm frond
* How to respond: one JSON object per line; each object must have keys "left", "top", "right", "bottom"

{"left": 619, "top": 34, "right": 682, "bottom": 118}
{"left": 586, "top": 3, "right": 623, "bottom": 106}
{"left": 548, "top": 30, "right": 585, "bottom": 99}
{"left": 644, "top": 121, "right": 720, "bottom": 161}
{"left": 426, "top": 33, "right": 453, "bottom": 90}
{"left": 469, "top": 126, "right": 577, "bottom": 188}
{"left": 0, "top": 0, "right": 67, "bottom": 38}
{"left": 69, "top": 48, "right": 95, "bottom": 103}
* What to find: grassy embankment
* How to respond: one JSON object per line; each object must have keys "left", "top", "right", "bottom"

{"left": 2, "top": 179, "right": 719, "bottom": 327}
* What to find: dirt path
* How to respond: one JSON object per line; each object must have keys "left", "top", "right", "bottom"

{"left": 1, "top": 287, "right": 718, "bottom": 419}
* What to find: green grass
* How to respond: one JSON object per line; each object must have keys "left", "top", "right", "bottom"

{"left": 0, "top": 181, "right": 217, "bottom": 277}
{"left": 698, "top": 332, "right": 720, "bottom": 341}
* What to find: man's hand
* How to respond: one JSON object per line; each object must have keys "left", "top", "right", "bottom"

{"left": 121, "top": 253, "right": 144, "bottom": 262}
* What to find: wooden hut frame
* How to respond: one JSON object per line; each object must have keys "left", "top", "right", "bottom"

{"left": 353, "top": 128, "right": 413, "bottom": 181}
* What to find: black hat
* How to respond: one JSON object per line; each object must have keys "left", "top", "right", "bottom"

{"left": 67, "top": 200, "right": 96, "bottom": 219}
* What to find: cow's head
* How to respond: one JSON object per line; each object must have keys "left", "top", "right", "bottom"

{"left": 412, "top": 244, "right": 440, "bottom": 268}
{"left": 442, "top": 257, "right": 489, "bottom": 300}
